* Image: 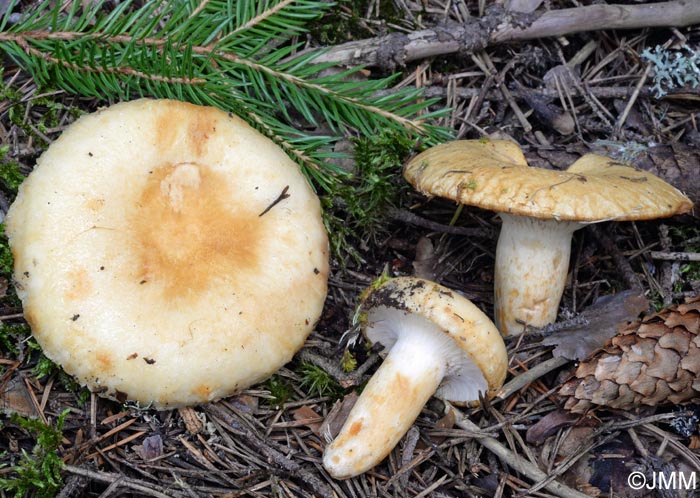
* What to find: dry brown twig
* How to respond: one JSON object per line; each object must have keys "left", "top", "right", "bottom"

{"left": 205, "top": 403, "right": 336, "bottom": 498}
{"left": 315, "top": 1, "right": 700, "bottom": 68}
{"left": 449, "top": 404, "right": 590, "bottom": 498}
{"left": 63, "top": 465, "right": 183, "bottom": 498}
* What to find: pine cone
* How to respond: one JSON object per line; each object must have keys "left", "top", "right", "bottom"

{"left": 559, "top": 296, "right": 700, "bottom": 413}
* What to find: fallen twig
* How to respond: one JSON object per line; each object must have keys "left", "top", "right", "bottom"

{"left": 63, "top": 465, "right": 182, "bottom": 498}
{"left": 449, "top": 404, "right": 591, "bottom": 498}
{"left": 205, "top": 403, "right": 336, "bottom": 498}
{"left": 590, "top": 225, "right": 643, "bottom": 291}
{"left": 315, "top": 1, "right": 700, "bottom": 68}
{"left": 387, "top": 207, "right": 494, "bottom": 239}
{"left": 649, "top": 251, "right": 700, "bottom": 262}
{"left": 495, "top": 356, "right": 570, "bottom": 402}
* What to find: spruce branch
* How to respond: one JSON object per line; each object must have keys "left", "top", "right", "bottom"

{"left": 0, "top": 0, "right": 451, "bottom": 187}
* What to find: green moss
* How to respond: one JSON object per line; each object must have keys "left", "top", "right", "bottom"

{"left": 5, "top": 95, "right": 80, "bottom": 150}
{"left": 0, "top": 65, "right": 83, "bottom": 155}
{"left": 0, "top": 323, "right": 30, "bottom": 356}
{"left": 263, "top": 375, "right": 293, "bottom": 407}
{"left": 0, "top": 146, "right": 25, "bottom": 194}
{"left": 340, "top": 350, "right": 357, "bottom": 372}
{"left": 326, "top": 129, "right": 415, "bottom": 264}
{"left": 0, "top": 410, "right": 68, "bottom": 498}
{"left": 0, "top": 224, "right": 14, "bottom": 278}
{"left": 669, "top": 226, "right": 700, "bottom": 294}
{"left": 299, "top": 362, "right": 343, "bottom": 399}
{"left": 310, "top": 0, "right": 406, "bottom": 45}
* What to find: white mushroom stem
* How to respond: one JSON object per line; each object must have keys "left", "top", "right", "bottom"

{"left": 323, "top": 324, "right": 449, "bottom": 479}
{"left": 494, "top": 214, "right": 583, "bottom": 336}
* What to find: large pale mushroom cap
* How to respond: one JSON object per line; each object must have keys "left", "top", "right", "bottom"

{"left": 6, "top": 99, "right": 329, "bottom": 408}
{"left": 404, "top": 139, "right": 693, "bottom": 221}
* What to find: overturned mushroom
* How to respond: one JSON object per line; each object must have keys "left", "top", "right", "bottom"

{"left": 404, "top": 139, "right": 693, "bottom": 336}
{"left": 5, "top": 99, "right": 329, "bottom": 408}
{"left": 323, "top": 277, "right": 507, "bottom": 479}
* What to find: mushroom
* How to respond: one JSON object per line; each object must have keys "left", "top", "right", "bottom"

{"left": 404, "top": 139, "right": 693, "bottom": 336}
{"left": 5, "top": 99, "right": 329, "bottom": 408}
{"left": 323, "top": 276, "right": 507, "bottom": 479}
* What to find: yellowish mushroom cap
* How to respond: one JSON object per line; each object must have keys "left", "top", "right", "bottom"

{"left": 360, "top": 276, "right": 508, "bottom": 400}
{"left": 404, "top": 139, "right": 693, "bottom": 221}
{"left": 323, "top": 277, "right": 507, "bottom": 479}
{"left": 404, "top": 139, "right": 692, "bottom": 337}
{"left": 6, "top": 99, "right": 329, "bottom": 408}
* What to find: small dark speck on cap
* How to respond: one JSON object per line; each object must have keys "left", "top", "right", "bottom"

{"left": 144, "top": 357, "right": 156, "bottom": 365}
{"left": 313, "top": 268, "right": 320, "bottom": 274}
{"left": 88, "top": 152, "right": 93, "bottom": 157}
{"left": 71, "top": 314, "right": 80, "bottom": 321}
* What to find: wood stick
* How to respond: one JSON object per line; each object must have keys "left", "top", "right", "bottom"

{"left": 495, "top": 356, "right": 570, "bottom": 402}
{"left": 385, "top": 84, "right": 700, "bottom": 102}
{"left": 492, "top": 1, "right": 700, "bottom": 42}
{"left": 387, "top": 207, "right": 494, "bottom": 239}
{"left": 449, "top": 405, "right": 591, "bottom": 498}
{"left": 650, "top": 251, "right": 700, "bottom": 262}
{"left": 63, "top": 465, "right": 180, "bottom": 498}
{"left": 314, "top": 1, "right": 700, "bottom": 68}
{"left": 590, "top": 225, "right": 643, "bottom": 291}
{"left": 205, "top": 403, "right": 336, "bottom": 498}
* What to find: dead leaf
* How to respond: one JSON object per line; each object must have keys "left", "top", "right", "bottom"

{"left": 435, "top": 407, "right": 455, "bottom": 430}
{"left": 319, "top": 392, "right": 358, "bottom": 443}
{"left": 229, "top": 394, "right": 258, "bottom": 413}
{"left": 505, "top": 0, "right": 544, "bottom": 13}
{"left": 526, "top": 409, "right": 580, "bottom": 445}
{"left": 135, "top": 434, "right": 163, "bottom": 460}
{"left": 0, "top": 376, "right": 37, "bottom": 418}
{"left": 543, "top": 290, "right": 649, "bottom": 360}
{"left": 556, "top": 426, "right": 596, "bottom": 458}
{"left": 412, "top": 236, "right": 438, "bottom": 281}
{"left": 689, "top": 436, "right": 700, "bottom": 449}
{"left": 429, "top": 406, "right": 456, "bottom": 444}
{"left": 291, "top": 405, "right": 324, "bottom": 436}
